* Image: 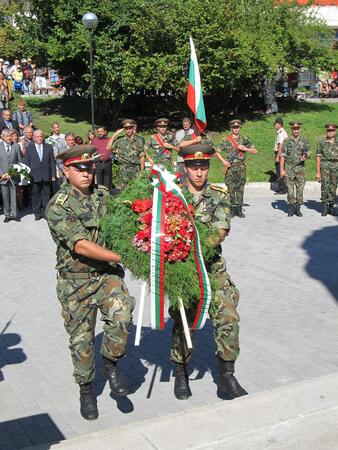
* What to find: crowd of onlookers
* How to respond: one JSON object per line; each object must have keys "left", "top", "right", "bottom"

{"left": 0, "top": 98, "right": 96, "bottom": 222}
{"left": 0, "top": 57, "right": 63, "bottom": 108}
{"left": 317, "top": 68, "right": 338, "bottom": 98}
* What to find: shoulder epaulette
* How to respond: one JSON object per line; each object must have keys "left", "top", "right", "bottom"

{"left": 55, "top": 193, "right": 68, "bottom": 206}
{"left": 98, "top": 184, "right": 109, "bottom": 192}
{"left": 210, "top": 184, "right": 228, "bottom": 194}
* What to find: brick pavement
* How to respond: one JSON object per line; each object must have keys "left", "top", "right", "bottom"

{"left": 0, "top": 188, "right": 338, "bottom": 449}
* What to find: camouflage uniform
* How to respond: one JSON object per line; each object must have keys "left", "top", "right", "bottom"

{"left": 218, "top": 136, "right": 253, "bottom": 207}
{"left": 112, "top": 135, "right": 145, "bottom": 189}
{"left": 46, "top": 182, "right": 135, "bottom": 385}
{"left": 145, "top": 133, "right": 178, "bottom": 171}
{"left": 281, "top": 136, "right": 310, "bottom": 205}
{"left": 316, "top": 137, "right": 338, "bottom": 204}
{"left": 170, "top": 183, "right": 240, "bottom": 364}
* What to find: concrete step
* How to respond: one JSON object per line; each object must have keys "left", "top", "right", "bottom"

{"left": 32, "top": 372, "right": 338, "bottom": 450}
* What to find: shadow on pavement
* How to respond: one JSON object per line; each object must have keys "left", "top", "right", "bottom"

{"left": 271, "top": 199, "right": 288, "bottom": 213}
{"left": 303, "top": 223, "right": 338, "bottom": 303}
{"left": 92, "top": 320, "right": 219, "bottom": 406}
{"left": 0, "top": 413, "right": 64, "bottom": 449}
{"left": 304, "top": 200, "right": 322, "bottom": 213}
{"left": 0, "top": 321, "right": 26, "bottom": 382}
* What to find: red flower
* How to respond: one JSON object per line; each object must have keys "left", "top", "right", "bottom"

{"left": 132, "top": 198, "right": 152, "bottom": 213}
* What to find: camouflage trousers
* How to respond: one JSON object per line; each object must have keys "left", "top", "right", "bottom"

{"left": 224, "top": 161, "right": 246, "bottom": 206}
{"left": 119, "top": 164, "right": 140, "bottom": 190}
{"left": 169, "top": 258, "right": 240, "bottom": 364}
{"left": 285, "top": 164, "right": 305, "bottom": 204}
{"left": 320, "top": 161, "right": 338, "bottom": 204}
{"left": 57, "top": 273, "right": 135, "bottom": 385}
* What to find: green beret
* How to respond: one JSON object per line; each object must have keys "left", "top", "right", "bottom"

{"left": 122, "top": 119, "right": 136, "bottom": 128}
{"left": 325, "top": 123, "right": 337, "bottom": 130}
{"left": 229, "top": 119, "right": 241, "bottom": 127}
{"left": 179, "top": 143, "right": 215, "bottom": 165}
{"left": 155, "top": 118, "right": 170, "bottom": 126}
{"left": 57, "top": 144, "right": 97, "bottom": 166}
{"left": 289, "top": 121, "right": 302, "bottom": 127}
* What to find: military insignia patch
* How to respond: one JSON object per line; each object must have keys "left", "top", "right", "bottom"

{"left": 55, "top": 193, "right": 68, "bottom": 205}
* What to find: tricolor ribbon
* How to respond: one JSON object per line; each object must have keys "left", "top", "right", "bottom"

{"left": 150, "top": 166, "right": 211, "bottom": 330}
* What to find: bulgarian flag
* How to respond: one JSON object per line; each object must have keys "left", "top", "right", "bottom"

{"left": 187, "top": 36, "right": 207, "bottom": 133}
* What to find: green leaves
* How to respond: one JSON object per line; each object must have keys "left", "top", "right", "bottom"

{"left": 7, "top": 0, "right": 336, "bottom": 104}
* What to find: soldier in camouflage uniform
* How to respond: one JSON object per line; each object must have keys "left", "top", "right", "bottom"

{"left": 280, "top": 121, "right": 311, "bottom": 217}
{"left": 316, "top": 123, "right": 338, "bottom": 216}
{"left": 169, "top": 143, "right": 247, "bottom": 401}
{"left": 145, "top": 118, "right": 179, "bottom": 170}
{"left": 108, "top": 119, "right": 145, "bottom": 190}
{"left": 217, "top": 120, "right": 257, "bottom": 218}
{"left": 46, "top": 145, "right": 135, "bottom": 421}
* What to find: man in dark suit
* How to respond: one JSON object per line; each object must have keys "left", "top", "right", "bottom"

{"left": 25, "top": 129, "right": 56, "bottom": 220}
{"left": 0, "top": 129, "right": 23, "bottom": 222}
{"left": 0, "top": 109, "right": 20, "bottom": 134}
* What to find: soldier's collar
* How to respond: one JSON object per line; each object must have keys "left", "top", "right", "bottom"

{"left": 68, "top": 183, "right": 93, "bottom": 201}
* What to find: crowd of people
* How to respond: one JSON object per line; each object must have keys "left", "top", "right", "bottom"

{"left": 0, "top": 57, "right": 62, "bottom": 108}
{"left": 0, "top": 102, "right": 337, "bottom": 224}
{"left": 317, "top": 68, "right": 338, "bottom": 98}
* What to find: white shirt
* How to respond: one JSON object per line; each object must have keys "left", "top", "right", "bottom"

{"left": 274, "top": 127, "right": 288, "bottom": 153}
{"left": 175, "top": 128, "right": 194, "bottom": 162}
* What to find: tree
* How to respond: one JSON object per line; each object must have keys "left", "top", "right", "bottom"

{"left": 10, "top": 0, "right": 337, "bottom": 109}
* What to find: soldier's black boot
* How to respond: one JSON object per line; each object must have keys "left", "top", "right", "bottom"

{"left": 101, "top": 356, "right": 129, "bottom": 396}
{"left": 328, "top": 203, "right": 336, "bottom": 216}
{"left": 321, "top": 203, "right": 329, "bottom": 216}
{"left": 287, "top": 204, "right": 294, "bottom": 217}
{"left": 295, "top": 204, "right": 302, "bottom": 217}
{"left": 174, "top": 363, "right": 191, "bottom": 400}
{"left": 79, "top": 383, "right": 98, "bottom": 420}
{"left": 230, "top": 206, "right": 236, "bottom": 218}
{"left": 218, "top": 359, "right": 247, "bottom": 399}
{"left": 237, "top": 206, "right": 245, "bottom": 218}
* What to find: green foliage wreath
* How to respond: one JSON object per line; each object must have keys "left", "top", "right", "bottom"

{"left": 101, "top": 174, "right": 217, "bottom": 309}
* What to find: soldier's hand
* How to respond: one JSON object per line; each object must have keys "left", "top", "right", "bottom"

{"left": 163, "top": 142, "right": 172, "bottom": 149}
{"left": 316, "top": 172, "right": 321, "bottom": 181}
{"left": 224, "top": 160, "right": 231, "bottom": 168}
{"left": 195, "top": 136, "right": 202, "bottom": 143}
{"left": 275, "top": 155, "right": 280, "bottom": 163}
{"left": 237, "top": 144, "right": 246, "bottom": 151}
{"left": 280, "top": 169, "right": 286, "bottom": 178}
{"left": 299, "top": 155, "right": 306, "bottom": 162}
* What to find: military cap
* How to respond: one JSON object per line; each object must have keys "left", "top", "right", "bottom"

{"left": 289, "top": 120, "right": 302, "bottom": 127}
{"left": 229, "top": 119, "right": 241, "bottom": 127}
{"left": 155, "top": 118, "right": 170, "bottom": 127}
{"left": 325, "top": 123, "right": 337, "bottom": 130}
{"left": 179, "top": 144, "right": 215, "bottom": 166}
{"left": 57, "top": 144, "right": 97, "bottom": 167}
{"left": 122, "top": 119, "right": 136, "bottom": 128}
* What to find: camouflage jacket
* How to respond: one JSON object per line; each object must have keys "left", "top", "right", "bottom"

{"left": 218, "top": 135, "right": 253, "bottom": 163}
{"left": 183, "top": 182, "right": 230, "bottom": 256}
{"left": 145, "top": 132, "right": 178, "bottom": 163}
{"left": 112, "top": 134, "right": 145, "bottom": 165}
{"left": 281, "top": 136, "right": 310, "bottom": 165}
{"left": 46, "top": 182, "right": 111, "bottom": 274}
{"left": 316, "top": 137, "right": 338, "bottom": 161}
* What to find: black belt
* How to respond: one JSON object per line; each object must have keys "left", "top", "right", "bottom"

{"left": 58, "top": 265, "right": 125, "bottom": 280}
{"left": 98, "top": 159, "right": 112, "bottom": 164}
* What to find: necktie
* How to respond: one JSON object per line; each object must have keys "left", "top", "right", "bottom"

{"left": 38, "top": 145, "right": 43, "bottom": 161}
{"left": 6, "top": 145, "right": 10, "bottom": 153}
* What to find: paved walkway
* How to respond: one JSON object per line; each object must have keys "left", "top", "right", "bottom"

{"left": 0, "top": 185, "right": 338, "bottom": 449}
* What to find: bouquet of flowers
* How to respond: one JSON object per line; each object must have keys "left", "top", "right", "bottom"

{"left": 7, "top": 163, "right": 31, "bottom": 184}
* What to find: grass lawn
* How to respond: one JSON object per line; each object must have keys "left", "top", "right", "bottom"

{"left": 22, "top": 96, "right": 338, "bottom": 182}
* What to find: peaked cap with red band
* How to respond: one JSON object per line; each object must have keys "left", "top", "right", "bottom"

{"left": 179, "top": 143, "right": 215, "bottom": 166}
{"left": 57, "top": 144, "right": 97, "bottom": 167}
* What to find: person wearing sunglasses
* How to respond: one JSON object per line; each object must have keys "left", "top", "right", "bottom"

{"left": 280, "top": 121, "right": 311, "bottom": 217}
{"left": 218, "top": 120, "right": 257, "bottom": 218}
{"left": 316, "top": 123, "right": 338, "bottom": 216}
{"left": 144, "top": 118, "right": 179, "bottom": 170}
